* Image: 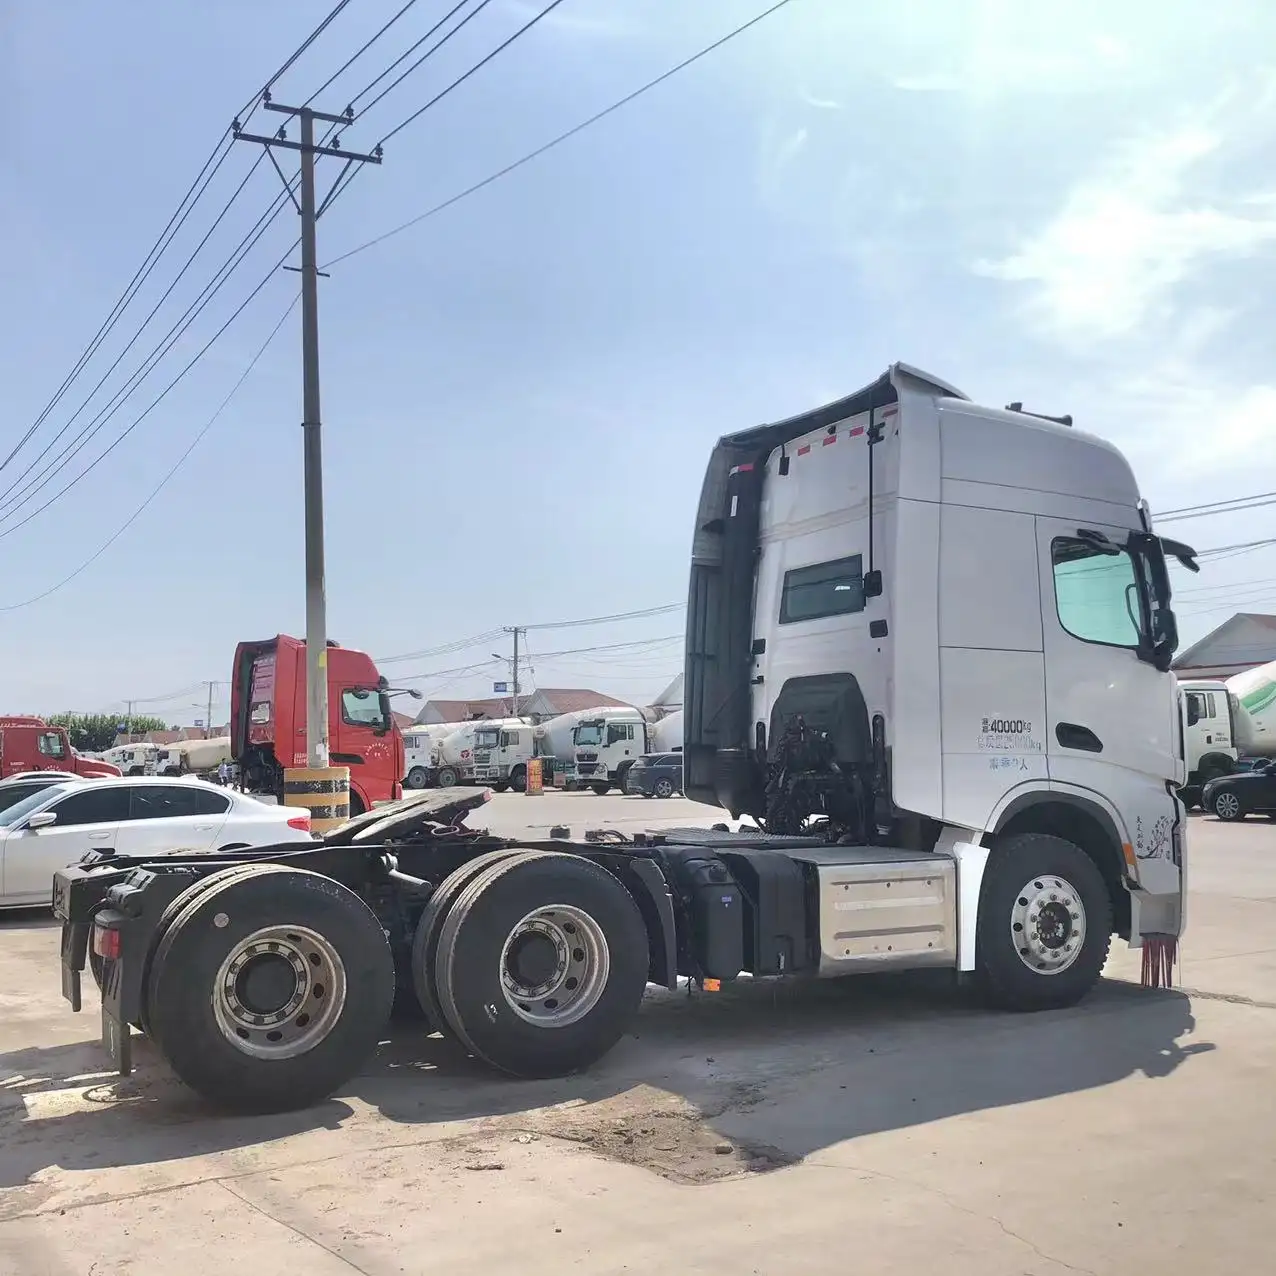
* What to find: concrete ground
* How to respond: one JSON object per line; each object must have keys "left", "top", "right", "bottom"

{"left": 1, "top": 796, "right": 1273, "bottom": 1274}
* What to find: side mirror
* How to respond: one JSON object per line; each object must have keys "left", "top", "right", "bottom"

{"left": 25, "top": 811, "right": 58, "bottom": 830}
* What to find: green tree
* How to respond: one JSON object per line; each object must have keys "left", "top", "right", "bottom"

{"left": 47, "top": 713, "right": 170, "bottom": 753}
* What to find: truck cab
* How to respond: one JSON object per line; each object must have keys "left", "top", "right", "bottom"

{"left": 685, "top": 362, "right": 1192, "bottom": 988}
{"left": 1178, "top": 680, "right": 1237, "bottom": 806}
{"left": 572, "top": 711, "right": 648, "bottom": 794}
{"left": 0, "top": 718, "right": 122, "bottom": 779}
{"left": 231, "top": 635, "right": 404, "bottom": 815}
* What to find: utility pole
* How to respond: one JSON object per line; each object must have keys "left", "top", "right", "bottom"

{"left": 511, "top": 626, "right": 521, "bottom": 718}
{"left": 233, "top": 94, "right": 382, "bottom": 767}
{"left": 206, "top": 682, "right": 215, "bottom": 738}
{"left": 493, "top": 627, "right": 527, "bottom": 717}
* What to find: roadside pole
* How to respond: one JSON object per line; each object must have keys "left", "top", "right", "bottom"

{"left": 233, "top": 96, "right": 381, "bottom": 830}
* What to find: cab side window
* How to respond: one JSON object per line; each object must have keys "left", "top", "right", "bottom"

{"left": 38, "top": 732, "right": 66, "bottom": 759}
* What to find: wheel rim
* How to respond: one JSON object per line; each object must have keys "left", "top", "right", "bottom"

{"left": 1216, "top": 792, "right": 1240, "bottom": 819}
{"left": 408, "top": 768, "right": 425, "bottom": 788}
{"left": 439, "top": 769, "right": 457, "bottom": 787}
{"left": 498, "top": 904, "right": 610, "bottom": 1027}
{"left": 1009, "top": 876, "right": 1087, "bottom": 976}
{"left": 212, "top": 925, "right": 347, "bottom": 1059}
{"left": 656, "top": 779, "right": 672, "bottom": 798}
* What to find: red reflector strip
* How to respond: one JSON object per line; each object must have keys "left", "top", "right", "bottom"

{"left": 93, "top": 925, "right": 121, "bottom": 961}
{"left": 729, "top": 462, "right": 755, "bottom": 476}
{"left": 882, "top": 406, "right": 898, "bottom": 418}
{"left": 848, "top": 425, "right": 865, "bottom": 437}
{"left": 796, "top": 444, "right": 811, "bottom": 455}
{"left": 822, "top": 435, "right": 837, "bottom": 446}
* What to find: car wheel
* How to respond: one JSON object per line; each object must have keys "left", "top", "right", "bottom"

{"left": 654, "top": 777, "right": 674, "bottom": 799}
{"left": 1212, "top": 790, "right": 1244, "bottom": 821}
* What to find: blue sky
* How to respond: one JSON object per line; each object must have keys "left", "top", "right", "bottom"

{"left": 3, "top": 0, "right": 1275, "bottom": 724}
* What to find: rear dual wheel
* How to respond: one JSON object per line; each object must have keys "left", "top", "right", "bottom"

{"left": 144, "top": 864, "right": 394, "bottom": 1112}
{"left": 411, "top": 851, "right": 647, "bottom": 1078}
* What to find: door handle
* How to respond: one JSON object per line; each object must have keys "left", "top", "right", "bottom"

{"left": 1056, "top": 722, "right": 1103, "bottom": 753}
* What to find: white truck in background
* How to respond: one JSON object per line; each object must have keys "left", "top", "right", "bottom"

{"left": 1178, "top": 680, "right": 1238, "bottom": 807}
{"left": 402, "top": 722, "right": 467, "bottom": 789}
{"left": 106, "top": 743, "right": 159, "bottom": 776}
{"left": 571, "top": 707, "right": 683, "bottom": 794}
{"left": 434, "top": 717, "right": 545, "bottom": 791}
{"left": 1226, "top": 660, "right": 1276, "bottom": 757}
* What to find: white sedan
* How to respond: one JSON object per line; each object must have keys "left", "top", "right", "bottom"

{"left": 0, "top": 776, "right": 317, "bottom": 909}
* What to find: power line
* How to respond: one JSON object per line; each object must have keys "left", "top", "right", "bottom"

{"left": 377, "top": 0, "right": 566, "bottom": 146}
{"left": 524, "top": 603, "right": 684, "bottom": 631}
{"left": 0, "top": 151, "right": 272, "bottom": 513}
{"left": 376, "top": 628, "right": 507, "bottom": 665}
{"left": 355, "top": 0, "right": 496, "bottom": 116}
{"left": 325, "top": 0, "right": 800, "bottom": 268}
{"left": 0, "top": 186, "right": 299, "bottom": 529}
{"left": 0, "top": 241, "right": 298, "bottom": 542}
{"left": 1156, "top": 494, "right": 1276, "bottom": 524}
{"left": 9, "top": 0, "right": 356, "bottom": 483}
{"left": 304, "top": 0, "right": 424, "bottom": 105}
{"left": 0, "top": 298, "right": 297, "bottom": 612}
{"left": 1158, "top": 487, "right": 1276, "bottom": 519}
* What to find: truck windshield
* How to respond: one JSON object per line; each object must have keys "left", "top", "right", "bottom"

{"left": 341, "top": 688, "right": 392, "bottom": 732}
{"left": 1052, "top": 531, "right": 1180, "bottom": 669}
{"left": 474, "top": 729, "right": 499, "bottom": 749}
{"left": 574, "top": 723, "right": 604, "bottom": 746}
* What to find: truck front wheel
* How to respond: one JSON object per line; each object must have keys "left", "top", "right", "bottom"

{"left": 510, "top": 765, "right": 527, "bottom": 793}
{"left": 433, "top": 852, "right": 648, "bottom": 1078}
{"left": 406, "top": 767, "right": 428, "bottom": 789}
{"left": 146, "top": 865, "right": 395, "bottom": 1112}
{"left": 975, "top": 833, "right": 1112, "bottom": 1012}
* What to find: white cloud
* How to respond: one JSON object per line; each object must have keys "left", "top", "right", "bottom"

{"left": 976, "top": 104, "right": 1276, "bottom": 342}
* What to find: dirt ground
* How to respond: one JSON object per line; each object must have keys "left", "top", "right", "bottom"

{"left": 1, "top": 795, "right": 1273, "bottom": 1274}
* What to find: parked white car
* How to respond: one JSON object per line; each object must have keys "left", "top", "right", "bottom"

{"left": 0, "top": 776, "right": 317, "bottom": 909}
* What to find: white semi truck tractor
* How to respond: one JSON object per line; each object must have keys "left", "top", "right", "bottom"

{"left": 684, "top": 362, "right": 1193, "bottom": 1001}
{"left": 53, "top": 362, "right": 1195, "bottom": 1115}
{"left": 1177, "top": 680, "right": 1238, "bottom": 807}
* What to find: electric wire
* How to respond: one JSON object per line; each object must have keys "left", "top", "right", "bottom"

{"left": 0, "top": 178, "right": 300, "bottom": 526}
{"left": 325, "top": 0, "right": 800, "bottom": 268}
{"left": 9, "top": 0, "right": 357, "bottom": 483}
{"left": 0, "top": 298, "right": 297, "bottom": 612}
{"left": 0, "top": 151, "right": 272, "bottom": 512}
{"left": 376, "top": 0, "right": 568, "bottom": 145}
{"left": 304, "top": 0, "right": 425, "bottom": 106}
{"left": 0, "top": 240, "right": 299, "bottom": 543}
{"left": 347, "top": 0, "right": 486, "bottom": 112}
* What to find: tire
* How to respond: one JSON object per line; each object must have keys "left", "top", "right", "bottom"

{"left": 1212, "top": 790, "right": 1244, "bottom": 821}
{"left": 145, "top": 865, "right": 394, "bottom": 1112}
{"left": 975, "top": 832, "right": 1112, "bottom": 1013}
{"left": 510, "top": 766, "right": 528, "bottom": 794}
{"left": 433, "top": 852, "right": 648, "bottom": 1079}
{"left": 653, "top": 777, "right": 674, "bottom": 799}
{"left": 591, "top": 783, "right": 610, "bottom": 796}
{"left": 494, "top": 783, "right": 510, "bottom": 793}
{"left": 410, "top": 849, "right": 529, "bottom": 1032}
{"left": 406, "top": 767, "right": 428, "bottom": 789}
{"left": 437, "top": 766, "right": 460, "bottom": 788}
{"left": 347, "top": 789, "right": 365, "bottom": 818}
{"left": 615, "top": 762, "right": 634, "bottom": 794}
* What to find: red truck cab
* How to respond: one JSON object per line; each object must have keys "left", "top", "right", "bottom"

{"left": 0, "top": 717, "right": 122, "bottom": 778}
{"left": 231, "top": 635, "right": 404, "bottom": 815}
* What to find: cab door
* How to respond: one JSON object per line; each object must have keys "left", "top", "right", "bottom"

{"left": 1036, "top": 519, "right": 1181, "bottom": 878}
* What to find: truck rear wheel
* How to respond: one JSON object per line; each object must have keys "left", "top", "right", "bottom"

{"left": 146, "top": 865, "right": 394, "bottom": 1112}
{"left": 437, "top": 766, "right": 460, "bottom": 788}
{"left": 433, "top": 852, "right": 648, "bottom": 1078}
{"left": 410, "top": 849, "right": 528, "bottom": 1031}
{"left": 975, "top": 833, "right": 1112, "bottom": 1012}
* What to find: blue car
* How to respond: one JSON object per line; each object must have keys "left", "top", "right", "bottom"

{"left": 624, "top": 752, "right": 683, "bottom": 799}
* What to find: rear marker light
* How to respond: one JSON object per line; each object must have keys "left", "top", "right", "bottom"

{"left": 93, "top": 925, "right": 121, "bottom": 961}
{"left": 287, "top": 814, "right": 311, "bottom": 831}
